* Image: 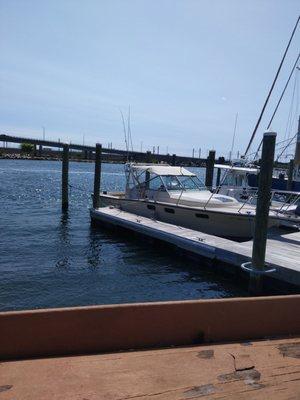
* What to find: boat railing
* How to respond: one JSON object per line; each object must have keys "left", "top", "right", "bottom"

{"left": 204, "top": 167, "right": 234, "bottom": 209}
{"left": 237, "top": 190, "right": 258, "bottom": 213}
{"left": 176, "top": 188, "right": 185, "bottom": 206}
{"left": 237, "top": 189, "right": 275, "bottom": 213}
{"left": 203, "top": 191, "right": 215, "bottom": 210}
{"left": 273, "top": 192, "right": 300, "bottom": 215}
{"left": 236, "top": 188, "right": 300, "bottom": 215}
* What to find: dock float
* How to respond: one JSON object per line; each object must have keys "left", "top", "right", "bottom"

{"left": 91, "top": 206, "right": 300, "bottom": 287}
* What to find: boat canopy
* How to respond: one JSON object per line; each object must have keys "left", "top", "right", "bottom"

{"left": 130, "top": 164, "right": 196, "bottom": 177}
{"left": 214, "top": 164, "right": 259, "bottom": 174}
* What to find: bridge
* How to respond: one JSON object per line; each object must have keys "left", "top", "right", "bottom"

{"left": 0, "top": 133, "right": 222, "bottom": 166}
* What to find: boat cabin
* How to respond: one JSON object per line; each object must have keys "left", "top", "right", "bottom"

{"left": 124, "top": 163, "right": 238, "bottom": 207}
{"left": 125, "top": 164, "right": 206, "bottom": 200}
{"left": 214, "top": 164, "right": 259, "bottom": 200}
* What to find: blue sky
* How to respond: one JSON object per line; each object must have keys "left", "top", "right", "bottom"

{"left": 0, "top": 0, "right": 299, "bottom": 157}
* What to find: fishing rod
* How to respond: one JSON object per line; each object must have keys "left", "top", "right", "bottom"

{"left": 244, "top": 15, "right": 300, "bottom": 156}
{"left": 229, "top": 113, "right": 238, "bottom": 162}
{"left": 119, "top": 108, "right": 129, "bottom": 161}
{"left": 127, "top": 105, "right": 134, "bottom": 152}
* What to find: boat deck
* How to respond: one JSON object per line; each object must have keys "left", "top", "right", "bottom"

{"left": 91, "top": 207, "right": 300, "bottom": 287}
{"left": 2, "top": 337, "right": 300, "bottom": 399}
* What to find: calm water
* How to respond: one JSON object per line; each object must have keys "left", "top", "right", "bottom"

{"left": 0, "top": 159, "right": 247, "bottom": 311}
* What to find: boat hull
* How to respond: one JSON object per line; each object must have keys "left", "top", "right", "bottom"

{"left": 99, "top": 194, "right": 268, "bottom": 240}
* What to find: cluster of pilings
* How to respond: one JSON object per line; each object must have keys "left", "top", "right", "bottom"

{"left": 61, "top": 144, "right": 216, "bottom": 211}
{"left": 2, "top": 132, "right": 279, "bottom": 295}
{"left": 90, "top": 133, "right": 278, "bottom": 295}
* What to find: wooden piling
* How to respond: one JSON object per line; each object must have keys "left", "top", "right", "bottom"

{"left": 93, "top": 143, "right": 102, "bottom": 209}
{"left": 287, "top": 159, "right": 294, "bottom": 191}
{"left": 205, "top": 150, "right": 215, "bottom": 190}
{"left": 216, "top": 167, "right": 221, "bottom": 188}
{"left": 249, "top": 131, "right": 276, "bottom": 294}
{"left": 143, "top": 152, "right": 150, "bottom": 189}
{"left": 62, "top": 144, "right": 69, "bottom": 211}
{"left": 172, "top": 154, "right": 176, "bottom": 166}
{"left": 146, "top": 151, "right": 151, "bottom": 163}
{"left": 145, "top": 151, "right": 151, "bottom": 188}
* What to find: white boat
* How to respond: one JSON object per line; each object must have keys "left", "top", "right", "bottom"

{"left": 97, "top": 163, "right": 287, "bottom": 240}
{"left": 214, "top": 163, "right": 300, "bottom": 229}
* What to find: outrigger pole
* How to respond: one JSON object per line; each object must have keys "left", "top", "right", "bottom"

{"left": 244, "top": 15, "right": 300, "bottom": 156}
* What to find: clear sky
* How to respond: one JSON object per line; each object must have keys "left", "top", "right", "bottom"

{"left": 0, "top": 0, "right": 299, "bottom": 157}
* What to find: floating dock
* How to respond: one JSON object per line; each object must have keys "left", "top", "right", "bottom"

{"left": 91, "top": 206, "right": 300, "bottom": 287}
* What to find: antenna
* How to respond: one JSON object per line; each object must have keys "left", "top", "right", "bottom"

{"left": 230, "top": 113, "right": 238, "bottom": 161}
{"left": 119, "top": 108, "right": 129, "bottom": 161}
{"left": 119, "top": 109, "right": 128, "bottom": 150}
{"left": 127, "top": 105, "right": 133, "bottom": 152}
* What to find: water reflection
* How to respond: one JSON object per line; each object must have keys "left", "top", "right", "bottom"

{"left": 86, "top": 225, "right": 103, "bottom": 269}
{"left": 55, "top": 211, "right": 71, "bottom": 269}
{"left": 59, "top": 211, "right": 70, "bottom": 244}
{"left": 1, "top": 160, "right": 250, "bottom": 312}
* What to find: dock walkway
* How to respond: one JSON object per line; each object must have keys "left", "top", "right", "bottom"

{"left": 2, "top": 337, "right": 300, "bottom": 400}
{"left": 1, "top": 295, "right": 300, "bottom": 399}
{"left": 91, "top": 207, "right": 300, "bottom": 286}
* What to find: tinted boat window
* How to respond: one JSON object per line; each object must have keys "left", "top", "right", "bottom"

{"left": 195, "top": 213, "right": 209, "bottom": 219}
{"left": 162, "top": 176, "right": 181, "bottom": 191}
{"left": 149, "top": 176, "right": 165, "bottom": 191}
{"left": 164, "top": 207, "right": 175, "bottom": 214}
{"left": 161, "top": 175, "right": 205, "bottom": 191}
{"left": 147, "top": 204, "right": 156, "bottom": 210}
{"left": 177, "top": 176, "right": 200, "bottom": 190}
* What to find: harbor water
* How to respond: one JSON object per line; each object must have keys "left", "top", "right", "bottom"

{"left": 0, "top": 159, "right": 248, "bottom": 312}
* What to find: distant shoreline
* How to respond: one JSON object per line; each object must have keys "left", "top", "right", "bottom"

{"left": 0, "top": 155, "right": 93, "bottom": 163}
{"left": 0, "top": 154, "right": 121, "bottom": 164}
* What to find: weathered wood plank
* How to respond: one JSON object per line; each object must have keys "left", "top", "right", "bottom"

{"left": 1, "top": 337, "right": 299, "bottom": 399}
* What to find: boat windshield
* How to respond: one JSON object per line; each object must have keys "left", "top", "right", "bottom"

{"left": 177, "top": 175, "right": 204, "bottom": 190}
{"left": 222, "top": 173, "right": 245, "bottom": 187}
{"left": 161, "top": 175, "right": 204, "bottom": 191}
